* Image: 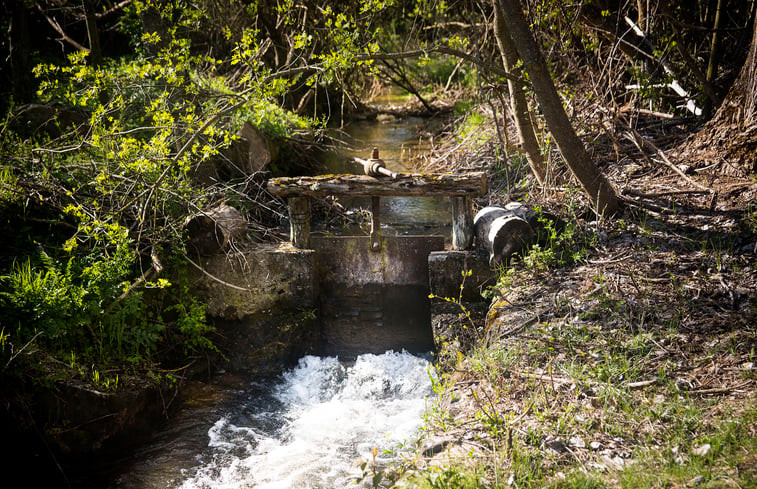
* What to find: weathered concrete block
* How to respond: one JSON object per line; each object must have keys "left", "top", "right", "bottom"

{"left": 312, "top": 235, "right": 444, "bottom": 356}
{"left": 428, "top": 250, "right": 495, "bottom": 302}
{"left": 188, "top": 243, "right": 318, "bottom": 373}
{"left": 190, "top": 243, "right": 316, "bottom": 320}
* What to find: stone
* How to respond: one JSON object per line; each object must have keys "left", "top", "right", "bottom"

{"left": 421, "top": 435, "right": 456, "bottom": 457}
{"left": 193, "top": 121, "right": 278, "bottom": 184}
{"left": 689, "top": 475, "right": 706, "bottom": 486}
{"left": 10, "top": 103, "right": 90, "bottom": 137}
{"left": 542, "top": 435, "right": 567, "bottom": 454}
{"left": 692, "top": 443, "right": 711, "bottom": 457}
{"left": 185, "top": 203, "right": 249, "bottom": 255}
{"left": 568, "top": 436, "right": 586, "bottom": 449}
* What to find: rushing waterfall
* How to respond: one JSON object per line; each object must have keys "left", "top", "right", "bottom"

{"left": 172, "top": 351, "right": 434, "bottom": 489}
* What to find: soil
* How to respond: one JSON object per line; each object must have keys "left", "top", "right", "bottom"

{"left": 416, "top": 90, "right": 757, "bottom": 487}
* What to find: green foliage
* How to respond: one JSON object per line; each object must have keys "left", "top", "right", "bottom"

{"left": 455, "top": 110, "right": 488, "bottom": 147}
{"left": 0, "top": 221, "right": 160, "bottom": 363}
{"left": 0, "top": 0, "right": 328, "bottom": 376}
{"left": 406, "top": 465, "right": 486, "bottom": 489}
{"left": 514, "top": 203, "right": 597, "bottom": 274}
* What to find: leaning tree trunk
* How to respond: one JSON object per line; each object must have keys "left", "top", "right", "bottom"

{"left": 492, "top": 0, "right": 547, "bottom": 185}
{"left": 679, "top": 10, "right": 756, "bottom": 176}
{"left": 497, "top": 0, "right": 619, "bottom": 215}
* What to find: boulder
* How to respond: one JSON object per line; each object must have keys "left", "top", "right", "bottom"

{"left": 185, "top": 203, "right": 248, "bottom": 255}
{"left": 193, "top": 122, "right": 278, "bottom": 184}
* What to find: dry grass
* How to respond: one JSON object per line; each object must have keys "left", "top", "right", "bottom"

{"left": 391, "top": 93, "right": 757, "bottom": 489}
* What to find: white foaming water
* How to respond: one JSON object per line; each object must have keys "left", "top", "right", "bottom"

{"left": 177, "top": 351, "right": 435, "bottom": 489}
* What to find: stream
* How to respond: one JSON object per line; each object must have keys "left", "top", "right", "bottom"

{"left": 107, "top": 352, "right": 434, "bottom": 489}
{"left": 100, "top": 112, "right": 443, "bottom": 489}
{"left": 320, "top": 114, "right": 452, "bottom": 239}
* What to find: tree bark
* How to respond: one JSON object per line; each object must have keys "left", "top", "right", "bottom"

{"left": 496, "top": 0, "right": 619, "bottom": 215}
{"left": 83, "top": 0, "right": 102, "bottom": 65}
{"left": 9, "top": 0, "right": 33, "bottom": 104}
{"left": 679, "top": 9, "right": 756, "bottom": 175}
{"left": 492, "top": 0, "right": 547, "bottom": 185}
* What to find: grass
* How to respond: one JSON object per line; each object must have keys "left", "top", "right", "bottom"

{"left": 386, "top": 197, "right": 756, "bottom": 489}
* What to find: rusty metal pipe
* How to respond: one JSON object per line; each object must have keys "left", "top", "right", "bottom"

{"left": 354, "top": 148, "right": 398, "bottom": 179}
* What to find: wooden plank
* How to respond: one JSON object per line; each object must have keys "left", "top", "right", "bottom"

{"left": 288, "top": 196, "right": 310, "bottom": 248}
{"left": 451, "top": 195, "right": 474, "bottom": 250}
{"left": 267, "top": 172, "right": 486, "bottom": 198}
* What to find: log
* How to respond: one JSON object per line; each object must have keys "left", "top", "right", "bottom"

{"left": 185, "top": 203, "right": 248, "bottom": 255}
{"left": 473, "top": 205, "right": 535, "bottom": 266}
{"left": 267, "top": 172, "right": 486, "bottom": 198}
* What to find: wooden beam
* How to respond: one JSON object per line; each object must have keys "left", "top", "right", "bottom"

{"left": 451, "top": 196, "right": 474, "bottom": 250}
{"left": 288, "top": 196, "right": 310, "bottom": 248}
{"left": 267, "top": 172, "right": 486, "bottom": 198}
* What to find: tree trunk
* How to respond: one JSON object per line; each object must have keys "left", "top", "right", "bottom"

{"left": 679, "top": 9, "right": 757, "bottom": 176}
{"left": 492, "top": 0, "right": 547, "bottom": 185}
{"left": 9, "top": 0, "right": 33, "bottom": 104}
{"left": 83, "top": 0, "right": 102, "bottom": 65}
{"left": 496, "top": 0, "right": 619, "bottom": 215}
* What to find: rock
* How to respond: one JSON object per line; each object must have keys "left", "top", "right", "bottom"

{"left": 689, "top": 475, "right": 706, "bottom": 486}
{"left": 421, "top": 435, "right": 456, "bottom": 457}
{"left": 233, "top": 121, "right": 278, "bottom": 174}
{"left": 185, "top": 203, "right": 248, "bottom": 255}
{"left": 193, "top": 122, "right": 278, "bottom": 183}
{"left": 568, "top": 436, "right": 586, "bottom": 449}
{"left": 589, "top": 441, "right": 602, "bottom": 450}
{"left": 542, "top": 435, "right": 568, "bottom": 454}
{"left": 10, "top": 103, "right": 90, "bottom": 138}
{"left": 691, "top": 443, "right": 711, "bottom": 457}
{"left": 598, "top": 454, "right": 627, "bottom": 470}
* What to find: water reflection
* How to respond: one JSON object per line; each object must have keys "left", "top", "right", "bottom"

{"left": 322, "top": 116, "right": 451, "bottom": 239}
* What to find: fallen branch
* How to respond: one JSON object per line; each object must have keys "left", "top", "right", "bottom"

{"left": 183, "top": 253, "right": 252, "bottom": 292}
{"left": 626, "top": 379, "right": 658, "bottom": 389}
{"left": 622, "top": 188, "right": 711, "bottom": 199}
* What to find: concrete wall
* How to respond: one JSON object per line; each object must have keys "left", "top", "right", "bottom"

{"left": 189, "top": 244, "right": 319, "bottom": 373}
{"left": 191, "top": 237, "right": 452, "bottom": 365}
{"left": 312, "top": 235, "right": 444, "bottom": 356}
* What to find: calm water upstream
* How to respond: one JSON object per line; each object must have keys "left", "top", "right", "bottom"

{"left": 321, "top": 115, "right": 452, "bottom": 238}
{"left": 108, "top": 351, "right": 434, "bottom": 489}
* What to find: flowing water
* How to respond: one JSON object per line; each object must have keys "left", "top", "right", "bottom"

{"left": 108, "top": 351, "right": 435, "bottom": 489}
{"left": 102, "top": 109, "right": 442, "bottom": 489}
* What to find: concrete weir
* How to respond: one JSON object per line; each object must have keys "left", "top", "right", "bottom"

{"left": 189, "top": 236, "right": 447, "bottom": 365}
{"left": 312, "top": 235, "right": 444, "bottom": 356}
{"left": 188, "top": 166, "right": 489, "bottom": 367}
